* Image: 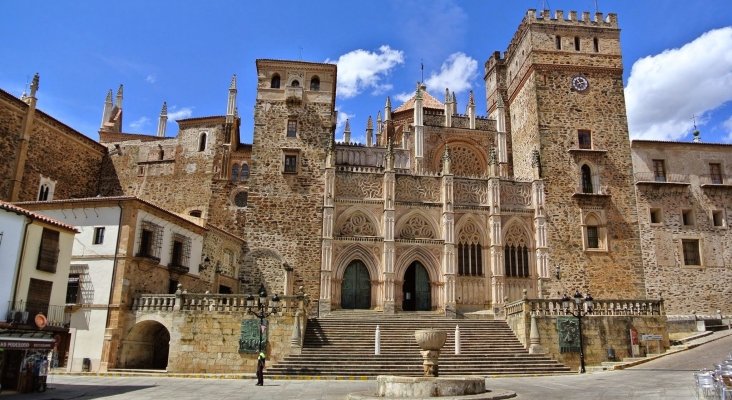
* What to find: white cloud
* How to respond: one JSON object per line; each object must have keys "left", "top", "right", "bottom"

{"left": 129, "top": 116, "right": 150, "bottom": 131}
{"left": 424, "top": 52, "right": 477, "bottom": 95}
{"left": 394, "top": 92, "right": 413, "bottom": 103}
{"left": 327, "top": 45, "right": 405, "bottom": 98}
{"left": 626, "top": 27, "right": 732, "bottom": 140}
{"left": 167, "top": 106, "right": 193, "bottom": 121}
{"left": 724, "top": 115, "right": 732, "bottom": 143}
{"left": 145, "top": 74, "right": 156, "bottom": 84}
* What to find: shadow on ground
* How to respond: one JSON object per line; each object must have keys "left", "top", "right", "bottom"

{"left": 2, "top": 384, "right": 155, "bottom": 399}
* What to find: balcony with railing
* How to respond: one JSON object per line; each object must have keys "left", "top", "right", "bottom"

{"left": 634, "top": 172, "right": 690, "bottom": 186}
{"left": 5, "top": 300, "right": 70, "bottom": 328}
{"left": 700, "top": 174, "right": 732, "bottom": 188}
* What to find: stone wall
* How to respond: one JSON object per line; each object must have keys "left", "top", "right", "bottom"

{"left": 0, "top": 89, "right": 108, "bottom": 202}
{"left": 167, "top": 311, "right": 297, "bottom": 373}
{"left": 632, "top": 141, "right": 732, "bottom": 315}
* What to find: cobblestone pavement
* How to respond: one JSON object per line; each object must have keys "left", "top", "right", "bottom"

{"left": 4, "top": 332, "right": 730, "bottom": 400}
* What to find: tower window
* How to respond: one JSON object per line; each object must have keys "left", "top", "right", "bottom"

{"left": 682, "top": 209, "right": 695, "bottom": 226}
{"left": 652, "top": 159, "right": 666, "bottom": 182}
{"left": 198, "top": 133, "right": 207, "bottom": 152}
{"left": 578, "top": 130, "right": 592, "bottom": 149}
{"left": 240, "top": 164, "right": 250, "bottom": 179}
{"left": 93, "top": 227, "right": 105, "bottom": 245}
{"left": 574, "top": 36, "right": 580, "bottom": 51}
{"left": 682, "top": 239, "right": 700, "bottom": 265}
{"left": 287, "top": 120, "right": 297, "bottom": 138}
{"left": 38, "top": 184, "right": 50, "bottom": 201}
{"left": 271, "top": 74, "right": 281, "bottom": 89}
{"left": 586, "top": 226, "right": 599, "bottom": 249}
{"left": 37, "top": 176, "right": 56, "bottom": 201}
{"left": 556, "top": 36, "right": 562, "bottom": 50}
{"left": 712, "top": 210, "right": 725, "bottom": 227}
{"left": 291, "top": 80, "right": 300, "bottom": 87}
{"left": 581, "top": 164, "right": 594, "bottom": 193}
{"left": 593, "top": 37, "right": 599, "bottom": 52}
{"left": 310, "top": 76, "right": 320, "bottom": 91}
{"left": 284, "top": 154, "right": 298, "bottom": 174}
{"left": 582, "top": 213, "right": 606, "bottom": 251}
{"left": 232, "top": 164, "right": 240, "bottom": 181}
{"left": 650, "top": 208, "right": 662, "bottom": 224}
{"left": 709, "top": 163, "right": 722, "bottom": 184}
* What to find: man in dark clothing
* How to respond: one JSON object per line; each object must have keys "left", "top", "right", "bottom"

{"left": 256, "top": 352, "right": 265, "bottom": 386}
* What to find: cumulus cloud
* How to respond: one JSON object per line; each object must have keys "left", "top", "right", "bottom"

{"left": 626, "top": 27, "right": 732, "bottom": 140}
{"left": 394, "top": 92, "right": 413, "bottom": 103}
{"left": 167, "top": 106, "right": 193, "bottom": 121}
{"left": 129, "top": 116, "right": 150, "bottom": 131}
{"left": 424, "top": 52, "right": 477, "bottom": 95}
{"left": 327, "top": 45, "right": 405, "bottom": 98}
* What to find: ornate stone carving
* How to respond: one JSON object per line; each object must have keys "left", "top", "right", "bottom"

{"left": 458, "top": 221, "right": 481, "bottom": 244}
{"left": 339, "top": 212, "right": 377, "bottom": 237}
{"left": 501, "top": 181, "right": 532, "bottom": 206}
{"left": 505, "top": 224, "right": 529, "bottom": 246}
{"left": 399, "top": 215, "right": 435, "bottom": 239}
{"left": 395, "top": 176, "right": 440, "bottom": 202}
{"left": 438, "top": 144, "right": 483, "bottom": 177}
{"left": 454, "top": 179, "right": 489, "bottom": 205}
{"left": 335, "top": 174, "right": 383, "bottom": 199}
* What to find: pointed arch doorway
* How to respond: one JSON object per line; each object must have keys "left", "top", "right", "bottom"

{"left": 402, "top": 261, "right": 431, "bottom": 311}
{"left": 341, "top": 260, "right": 371, "bottom": 309}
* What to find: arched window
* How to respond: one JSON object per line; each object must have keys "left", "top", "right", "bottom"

{"left": 240, "top": 164, "right": 250, "bottom": 180}
{"left": 504, "top": 225, "right": 530, "bottom": 278}
{"left": 457, "top": 222, "right": 482, "bottom": 276}
{"left": 291, "top": 80, "right": 300, "bottom": 87}
{"left": 271, "top": 74, "right": 280, "bottom": 89}
{"left": 231, "top": 164, "right": 240, "bottom": 181}
{"left": 198, "top": 133, "right": 207, "bottom": 152}
{"left": 310, "top": 76, "right": 320, "bottom": 91}
{"left": 38, "top": 184, "right": 49, "bottom": 201}
{"left": 581, "top": 164, "right": 593, "bottom": 193}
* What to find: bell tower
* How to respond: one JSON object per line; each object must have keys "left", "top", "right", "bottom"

{"left": 486, "top": 9, "right": 646, "bottom": 299}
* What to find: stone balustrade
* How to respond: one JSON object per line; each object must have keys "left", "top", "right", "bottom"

{"left": 132, "top": 292, "right": 308, "bottom": 316}
{"left": 505, "top": 298, "right": 664, "bottom": 318}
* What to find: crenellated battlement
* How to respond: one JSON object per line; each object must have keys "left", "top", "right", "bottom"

{"left": 526, "top": 8, "right": 618, "bottom": 27}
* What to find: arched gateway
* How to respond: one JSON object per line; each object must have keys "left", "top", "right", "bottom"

{"left": 402, "top": 261, "right": 431, "bottom": 311}
{"left": 341, "top": 260, "right": 371, "bottom": 309}
{"left": 121, "top": 320, "right": 170, "bottom": 369}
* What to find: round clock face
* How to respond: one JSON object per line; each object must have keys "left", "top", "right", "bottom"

{"left": 571, "top": 75, "right": 589, "bottom": 92}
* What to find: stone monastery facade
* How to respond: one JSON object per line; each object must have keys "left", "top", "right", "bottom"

{"left": 2, "top": 9, "right": 730, "bottom": 319}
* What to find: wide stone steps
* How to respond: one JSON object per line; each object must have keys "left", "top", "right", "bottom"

{"left": 267, "top": 314, "right": 571, "bottom": 377}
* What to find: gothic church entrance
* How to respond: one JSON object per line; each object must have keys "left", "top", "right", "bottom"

{"left": 341, "top": 260, "right": 371, "bottom": 309}
{"left": 402, "top": 262, "right": 431, "bottom": 311}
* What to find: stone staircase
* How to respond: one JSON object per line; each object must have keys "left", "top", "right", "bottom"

{"left": 267, "top": 311, "right": 571, "bottom": 377}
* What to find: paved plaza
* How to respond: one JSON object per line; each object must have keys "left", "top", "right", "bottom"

{"left": 3, "top": 332, "right": 730, "bottom": 400}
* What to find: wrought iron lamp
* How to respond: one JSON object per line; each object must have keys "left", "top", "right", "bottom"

{"left": 246, "top": 284, "right": 281, "bottom": 352}
{"left": 561, "top": 290, "right": 594, "bottom": 373}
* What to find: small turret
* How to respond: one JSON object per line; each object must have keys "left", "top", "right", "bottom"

{"left": 384, "top": 97, "right": 392, "bottom": 121}
{"left": 444, "top": 88, "right": 452, "bottom": 127}
{"left": 467, "top": 90, "right": 476, "bottom": 129}
{"left": 451, "top": 91, "right": 457, "bottom": 115}
{"left": 376, "top": 111, "right": 383, "bottom": 146}
{"left": 343, "top": 118, "right": 351, "bottom": 144}
{"left": 366, "top": 115, "right": 373, "bottom": 147}
{"left": 157, "top": 101, "right": 168, "bottom": 137}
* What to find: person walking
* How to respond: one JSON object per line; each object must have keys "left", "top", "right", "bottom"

{"left": 256, "top": 352, "right": 265, "bottom": 386}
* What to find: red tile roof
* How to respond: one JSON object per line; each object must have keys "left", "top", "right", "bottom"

{"left": 0, "top": 200, "right": 78, "bottom": 233}
{"left": 394, "top": 89, "right": 445, "bottom": 113}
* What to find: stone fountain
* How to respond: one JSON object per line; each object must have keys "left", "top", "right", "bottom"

{"left": 347, "top": 328, "right": 516, "bottom": 400}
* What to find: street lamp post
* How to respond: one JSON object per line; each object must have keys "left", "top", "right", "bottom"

{"left": 561, "top": 290, "right": 594, "bottom": 373}
{"left": 246, "top": 284, "right": 281, "bottom": 352}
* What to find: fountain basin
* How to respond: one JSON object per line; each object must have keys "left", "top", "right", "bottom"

{"left": 414, "top": 329, "right": 447, "bottom": 350}
{"left": 347, "top": 375, "right": 515, "bottom": 400}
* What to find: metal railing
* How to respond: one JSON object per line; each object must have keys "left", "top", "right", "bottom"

{"left": 6, "top": 300, "right": 70, "bottom": 328}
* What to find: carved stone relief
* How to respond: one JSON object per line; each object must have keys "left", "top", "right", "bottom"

{"left": 338, "top": 212, "right": 377, "bottom": 237}
{"left": 501, "top": 181, "right": 532, "bottom": 206}
{"left": 399, "top": 215, "right": 436, "bottom": 239}
{"left": 395, "top": 176, "right": 440, "bottom": 202}
{"left": 454, "top": 179, "right": 489, "bottom": 205}
{"left": 336, "top": 174, "right": 383, "bottom": 199}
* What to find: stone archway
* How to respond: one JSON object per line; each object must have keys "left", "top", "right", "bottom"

{"left": 121, "top": 320, "right": 170, "bottom": 370}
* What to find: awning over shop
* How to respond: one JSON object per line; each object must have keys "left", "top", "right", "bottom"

{"left": 0, "top": 329, "right": 55, "bottom": 350}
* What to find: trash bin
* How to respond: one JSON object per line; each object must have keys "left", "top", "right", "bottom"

{"left": 82, "top": 358, "right": 91, "bottom": 372}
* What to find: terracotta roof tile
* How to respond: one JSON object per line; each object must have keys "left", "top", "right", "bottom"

{"left": 0, "top": 200, "right": 78, "bottom": 233}
{"left": 394, "top": 89, "right": 444, "bottom": 113}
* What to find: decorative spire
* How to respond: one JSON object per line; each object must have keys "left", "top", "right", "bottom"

{"left": 227, "top": 74, "right": 237, "bottom": 124}
{"left": 29, "top": 73, "right": 39, "bottom": 98}
{"left": 100, "top": 89, "right": 114, "bottom": 129}
{"left": 445, "top": 88, "right": 450, "bottom": 103}
{"left": 451, "top": 91, "right": 457, "bottom": 114}
{"left": 157, "top": 101, "right": 168, "bottom": 137}
{"left": 116, "top": 84, "right": 123, "bottom": 109}
{"left": 367, "top": 115, "right": 373, "bottom": 130}
{"left": 384, "top": 96, "right": 392, "bottom": 121}
{"left": 343, "top": 118, "right": 351, "bottom": 144}
{"left": 229, "top": 74, "right": 237, "bottom": 90}
{"left": 468, "top": 90, "right": 475, "bottom": 106}
{"left": 366, "top": 115, "right": 373, "bottom": 147}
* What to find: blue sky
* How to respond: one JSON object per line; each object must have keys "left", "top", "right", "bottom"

{"left": 2, "top": 0, "right": 731, "bottom": 144}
